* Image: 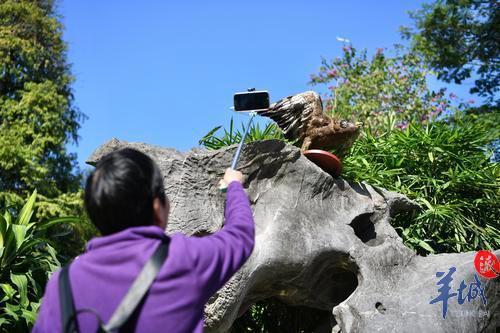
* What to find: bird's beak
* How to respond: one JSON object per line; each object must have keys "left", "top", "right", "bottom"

{"left": 355, "top": 122, "right": 363, "bottom": 128}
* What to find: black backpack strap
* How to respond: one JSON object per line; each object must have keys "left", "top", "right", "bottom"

{"left": 59, "top": 263, "right": 79, "bottom": 333}
{"left": 102, "top": 240, "right": 169, "bottom": 332}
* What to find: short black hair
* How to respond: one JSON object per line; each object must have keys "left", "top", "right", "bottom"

{"left": 84, "top": 148, "right": 166, "bottom": 235}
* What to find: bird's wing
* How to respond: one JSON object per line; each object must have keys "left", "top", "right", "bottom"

{"left": 257, "top": 91, "right": 322, "bottom": 140}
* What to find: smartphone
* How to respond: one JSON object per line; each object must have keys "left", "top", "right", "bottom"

{"left": 233, "top": 90, "right": 270, "bottom": 111}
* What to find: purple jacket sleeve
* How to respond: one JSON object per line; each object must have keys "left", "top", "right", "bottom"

{"left": 185, "top": 180, "right": 255, "bottom": 300}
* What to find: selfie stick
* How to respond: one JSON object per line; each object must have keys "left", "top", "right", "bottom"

{"left": 219, "top": 111, "right": 257, "bottom": 192}
{"left": 231, "top": 111, "right": 256, "bottom": 169}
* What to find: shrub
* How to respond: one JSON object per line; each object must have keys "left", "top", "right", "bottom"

{"left": 0, "top": 190, "right": 79, "bottom": 331}
{"left": 343, "top": 113, "right": 499, "bottom": 254}
{"left": 199, "top": 117, "right": 287, "bottom": 150}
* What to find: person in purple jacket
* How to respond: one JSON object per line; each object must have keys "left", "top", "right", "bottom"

{"left": 33, "top": 148, "right": 255, "bottom": 332}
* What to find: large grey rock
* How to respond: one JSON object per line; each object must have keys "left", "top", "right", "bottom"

{"left": 88, "top": 138, "right": 499, "bottom": 333}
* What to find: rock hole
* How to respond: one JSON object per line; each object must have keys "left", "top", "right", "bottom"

{"left": 301, "top": 252, "right": 360, "bottom": 309}
{"left": 234, "top": 253, "right": 359, "bottom": 332}
{"left": 233, "top": 299, "right": 332, "bottom": 332}
{"left": 349, "top": 212, "right": 378, "bottom": 245}
{"left": 375, "top": 301, "right": 386, "bottom": 314}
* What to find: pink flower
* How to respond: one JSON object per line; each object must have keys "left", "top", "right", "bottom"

{"left": 430, "top": 107, "right": 442, "bottom": 117}
{"left": 468, "top": 99, "right": 475, "bottom": 104}
{"left": 396, "top": 122, "right": 409, "bottom": 130}
{"left": 449, "top": 92, "right": 457, "bottom": 99}
{"left": 327, "top": 69, "right": 337, "bottom": 77}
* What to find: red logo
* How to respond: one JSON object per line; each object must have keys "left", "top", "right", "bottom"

{"left": 474, "top": 250, "right": 499, "bottom": 279}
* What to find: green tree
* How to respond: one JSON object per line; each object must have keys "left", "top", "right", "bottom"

{"left": 0, "top": 0, "right": 86, "bottom": 219}
{"left": 401, "top": 0, "right": 499, "bottom": 105}
{"left": 309, "top": 45, "right": 463, "bottom": 134}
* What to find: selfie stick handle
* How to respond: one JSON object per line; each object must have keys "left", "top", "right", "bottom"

{"left": 231, "top": 111, "right": 256, "bottom": 169}
{"left": 219, "top": 111, "right": 257, "bottom": 192}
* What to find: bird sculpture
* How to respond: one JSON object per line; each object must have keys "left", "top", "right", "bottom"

{"left": 256, "top": 91, "right": 362, "bottom": 155}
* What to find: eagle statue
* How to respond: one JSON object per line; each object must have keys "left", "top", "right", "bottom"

{"left": 256, "top": 91, "right": 362, "bottom": 154}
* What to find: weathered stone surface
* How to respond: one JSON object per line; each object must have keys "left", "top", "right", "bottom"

{"left": 88, "top": 138, "right": 499, "bottom": 333}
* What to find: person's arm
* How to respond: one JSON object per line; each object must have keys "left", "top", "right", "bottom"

{"left": 186, "top": 172, "right": 255, "bottom": 300}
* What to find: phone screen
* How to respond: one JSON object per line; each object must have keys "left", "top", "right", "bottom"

{"left": 234, "top": 91, "right": 269, "bottom": 111}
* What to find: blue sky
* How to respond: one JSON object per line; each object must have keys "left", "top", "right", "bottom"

{"left": 60, "top": 1, "right": 476, "bottom": 171}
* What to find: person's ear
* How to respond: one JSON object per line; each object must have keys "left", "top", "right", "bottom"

{"left": 153, "top": 197, "right": 168, "bottom": 229}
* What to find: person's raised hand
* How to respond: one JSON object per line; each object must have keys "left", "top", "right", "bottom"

{"left": 219, "top": 168, "right": 243, "bottom": 192}
{"left": 223, "top": 168, "right": 243, "bottom": 185}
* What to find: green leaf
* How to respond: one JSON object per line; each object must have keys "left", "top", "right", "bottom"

{"left": 0, "top": 317, "right": 9, "bottom": 328}
{"left": 419, "top": 198, "right": 434, "bottom": 211}
{"left": 0, "top": 283, "right": 16, "bottom": 302}
{"left": 2, "top": 225, "right": 17, "bottom": 267}
{"left": 4, "top": 303, "right": 20, "bottom": 321}
{"left": 16, "top": 190, "right": 37, "bottom": 226}
{"left": 38, "top": 216, "right": 80, "bottom": 230}
{"left": 45, "top": 244, "right": 61, "bottom": 268}
{"left": 418, "top": 240, "right": 435, "bottom": 253}
{"left": 11, "top": 225, "right": 27, "bottom": 250}
{"left": 198, "top": 125, "right": 222, "bottom": 146}
{"left": 21, "top": 308, "right": 37, "bottom": 326}
{"left": 10, "top": 273, "right": 29, "bottom": 307}
{"left": 3, "top": 211, "right": 12, "bottom": 227}
{"left": 0, "top": 217, "right": 5, "bottom": 249}
{"left": 30, "top": 301, "right": 40, "bottom": 314}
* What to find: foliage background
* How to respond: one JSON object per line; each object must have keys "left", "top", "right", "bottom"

{"left": 0, "top": 0, "right": 498, "bottom": 332}
{"left": 0, "top": 2, "right": 96, "bottom": 329}
{"left": 0, "top": 191, "right": 80, "bottom": 331}
{"left": 0, "top": 0, "right": 94, "bottom": 255}
{"left": 401, "top": 0, "right": 499, "bottom": 104}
